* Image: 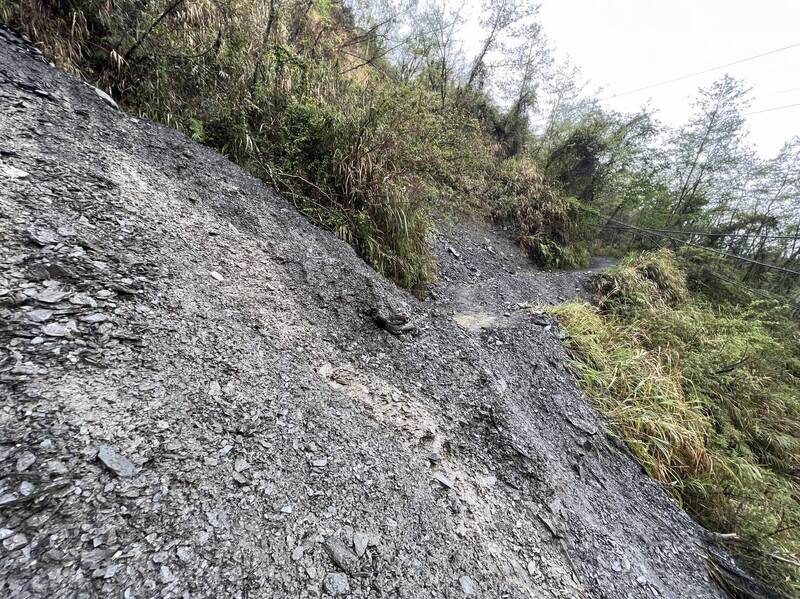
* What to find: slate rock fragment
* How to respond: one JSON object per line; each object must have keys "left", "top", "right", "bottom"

{"left": 324, "top": 572, "right": 350, "bottom": 596}
{"left": 97, "top": 445, "right": 136, "bottom": 477}
{"left": 323, "top": 536, "right": 359, "bottom": 574}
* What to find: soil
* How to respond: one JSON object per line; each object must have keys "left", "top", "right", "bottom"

{"left": 0, "top": 26, "right": 759, "bottom": 599}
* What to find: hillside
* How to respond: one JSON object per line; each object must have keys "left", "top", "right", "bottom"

{"left": 0, "top": 27, "right": 771, "bottom": 598}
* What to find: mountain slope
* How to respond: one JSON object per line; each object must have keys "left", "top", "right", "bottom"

{"left": 0, "top": 27, "right": 749, "bottom": 598}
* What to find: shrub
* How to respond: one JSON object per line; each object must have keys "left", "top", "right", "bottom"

{"left": 592, "top": 249, "right": 688, "bottom": 313}
{"left": 551, "top": 251, "right": 800, "bottom": 594}
{"left": 490, "top": 158, "right": 590, "bottom": 269}
{"left": 678, "top": 247, "right": 758, "bottom": 306}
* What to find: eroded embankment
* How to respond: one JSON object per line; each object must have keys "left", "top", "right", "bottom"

{"left": 0, "top": 27, "right": 744, "bottom": 598}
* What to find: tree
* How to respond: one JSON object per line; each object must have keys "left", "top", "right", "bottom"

{"left": 494, "top": 20, "right": 550, "bottom": 155}
{"left": 418, "top": 0, "right": 466, "bottom": 109}
{"left": 740, "top": 138, "right": 800, "bottom": 283}
{"left": 464, "top": 0, "right": 538, "bottom": 90}
{"left": 668, "top": 75, "right": 753, "bottom": 223}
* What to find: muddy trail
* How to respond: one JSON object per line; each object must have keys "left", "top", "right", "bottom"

{"left": 0, "top": 27, "right": 762, "bottom": 599}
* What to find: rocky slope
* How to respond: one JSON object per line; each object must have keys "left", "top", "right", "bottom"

{"left": 0, "top": 27, "right": 753, "bottom": 598}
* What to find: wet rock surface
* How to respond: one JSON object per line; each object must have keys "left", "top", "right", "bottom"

{"left": 0, "top": 25, "right": 736, "bottom": 598}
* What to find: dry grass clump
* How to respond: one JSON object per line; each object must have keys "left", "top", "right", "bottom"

{"left": 552, "top": 302, "right": 711, "bottom": 484}
{"left": 490, "top": 158, "right": 590, "bottom": 269}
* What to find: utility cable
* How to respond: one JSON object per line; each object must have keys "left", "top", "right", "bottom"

{"left": 580, "top": 207, "right": 800, "bottom": 277}
{"left": 590, "top": 220, "right": 800, "bottom": 309}
{"left": 606, "top": 217, "right": 800, "bottom": 276}
{"left": 604, "top": 224, "right": 800, "bottom": 241}
{"left": 743, "top": 102, "right": 800, "bottom": 116}
{"left": 600, "top": 41, "right": 800, "bottom": 100}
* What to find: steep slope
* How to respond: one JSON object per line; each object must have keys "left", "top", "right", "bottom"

{"left": 0, "top": 28, "right": 746, "bottom": 598}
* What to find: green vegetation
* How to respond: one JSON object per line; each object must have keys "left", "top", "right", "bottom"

{"left": 490, "top": 159, "right": 590, "bottom": 268}
{"left": 2, "top": 1, "right": 799, "bottom": 591}
{"left": 552, "top": 250, "right": 800, "bottom": 593}
{"left": 592, "top": 249, "right": 688, "bottom": 313}
{"left": 0, "top": 0, "right": 588, "bottom": 294}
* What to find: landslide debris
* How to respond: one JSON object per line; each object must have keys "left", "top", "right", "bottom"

{"left": 0, "top": 26, "right": 753, "bottom": 598}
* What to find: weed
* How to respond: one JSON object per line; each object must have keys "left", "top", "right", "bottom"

{"left": 592, "top": 249, "right": 688, "bottom": 313}
{"left": 552, "top": 250, "right": 800, "bottom": 593}
{"left": 490, "top": 158, "right": 590, "bottom": 269}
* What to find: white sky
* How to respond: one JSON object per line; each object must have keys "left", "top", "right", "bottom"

{"left": 536, "top": 0, "right": 800, "bottom": 158}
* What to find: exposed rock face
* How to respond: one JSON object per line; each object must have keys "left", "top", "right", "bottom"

{"left": 0, "top": 25, "right": 738, "bottom": 598}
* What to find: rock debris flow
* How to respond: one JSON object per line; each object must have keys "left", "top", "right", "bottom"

{"left": 0, "top": 25, "right": 765, "bottom": 598}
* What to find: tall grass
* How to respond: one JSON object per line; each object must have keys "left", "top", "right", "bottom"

{"left": 551, "top": 250, "right": 800, "bottom": 593}
{"left": 0, "top": 0, "right": 588, "bottom": 291}
{"left": 490, "top": 158, "right": 590, "bottom": 269}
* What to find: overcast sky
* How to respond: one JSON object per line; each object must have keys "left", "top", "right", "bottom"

{"left": 536, "top": 0, "right": 800, "bottom": 158}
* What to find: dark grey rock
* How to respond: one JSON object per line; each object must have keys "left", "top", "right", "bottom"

{"left": 3, "top": 533, "right": 28, "bottom": 551}
{"left": 36, "top": 288, "right": 72, "bottom": 303}
{"left": 28, "top": 226, "right": 58, "bottom": 245}
{"left": 323, "top": 536, "right": 358, "bottom": 574}
{"left": 97, "top": 445, "right": 136, "bottom": 477}
{"left": 16, "top": 451, "right": 36, "bottom": 472}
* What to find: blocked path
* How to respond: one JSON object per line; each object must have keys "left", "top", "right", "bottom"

{"left": 431, "top": 219, "right": 615, "bottom": 331}
{"left": 0, "top": 27, "right": 741, "bottom": 599}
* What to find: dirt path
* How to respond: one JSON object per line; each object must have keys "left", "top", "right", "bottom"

{"left": 431, "top": 218, "right": 614, "bottom": 332}
{"left": 0, "top": 27, "right": 746, "bottom": 599}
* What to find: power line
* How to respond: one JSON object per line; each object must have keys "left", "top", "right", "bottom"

{"left": 591, "top": 220, "right": 800, "bottom": 310}
{"left": 616, "top": 221, "right": 800, "bottom": 276}
{"left": 605, "top": 224, "right": 800, "bottom": 241}
{"left": 700, "top": 265, "right": 798, "bottom": 309}
{"left": 773, "top": 86, "right": 800, "bottom": 95}
{"left": 743, "top": 102, "right": 800, "bottom": 116}
{"left": 530, "top": 93, "right": 800, "bottom": 125}
{"left": 600, "top": 41, "right": 800, "bottom": 101}
{"left": 584, "top": 210, "right": 800, "bottom": 277}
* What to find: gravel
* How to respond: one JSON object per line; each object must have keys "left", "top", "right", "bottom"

{"left": 0, "top": 24, "right": 747, "bottom": 599}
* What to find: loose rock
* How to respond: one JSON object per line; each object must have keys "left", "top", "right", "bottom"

{"left": 42, "top": 323, "right": 69, "bottom": 337}
{"left": 97, "top": 445, "right": 136, "bottom": 477}
{"left": 460, "top": 575, "right": 478, "bottom": 597}
{"left": 36, "top": 288, "right": 71, "bottom": 303}
{"left": 323, "top": 536, "right": 358, "bottom": 574}
{"left": 3, "top": 534, "right": 28, "bottom": 551}
{"left": 324, "top": 573, "right": 350, "bottom": 596}
{"left": 16, "top": 451, "right": 36, "bottom": 472}
{"left": 26, "top": 309, "right": 53, "bottom": 322}
{"left": 353, "top": 532, "right": 369, "bottom": 558}
{"left": 434, "top": 471, "right": 455, "bottom": 489}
